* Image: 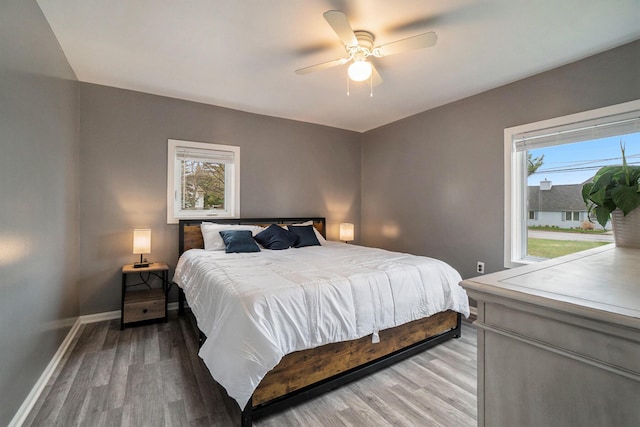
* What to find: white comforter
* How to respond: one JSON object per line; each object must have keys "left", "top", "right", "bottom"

{"left": 173, "top": 242, "right": 469, "bottom": 408}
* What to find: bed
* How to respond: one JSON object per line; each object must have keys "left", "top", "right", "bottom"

{"left": 173, "top": 217, "right": 470, "bottom": 426}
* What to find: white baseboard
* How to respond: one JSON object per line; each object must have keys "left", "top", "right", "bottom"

{"left": 8, "top": 317, "right": 82, "bottom": 427}
{"left": 80, "top": 310, "right": 120, "bottom": 323}
{"left": 9, "top": 302, "right": 184, "bottom": 426}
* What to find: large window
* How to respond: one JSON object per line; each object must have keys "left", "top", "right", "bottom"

{"left": 505, "top": 100, "right": 640, "bottom": 267}
{"left": 167, "top": 139, "right": 240, "bottom": 223}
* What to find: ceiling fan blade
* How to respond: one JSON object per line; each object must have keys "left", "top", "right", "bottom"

{"left": 295, "top": 58, "right": 349, "bottom": 75}
{"left": 323, "top": 10, "right": 358, "bottom": 47}
{"left": 371, "top": 64, "right": 383, "bottom": 86}
{"left": 377, "top": 31, "right": 437, "bottom": 57}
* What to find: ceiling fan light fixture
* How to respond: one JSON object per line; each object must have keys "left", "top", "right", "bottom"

{"left": 348, "top": 60, "right": 372, "bottom": 82}
{"left": 296, "top": 10, "right": 437, "bottom": 92}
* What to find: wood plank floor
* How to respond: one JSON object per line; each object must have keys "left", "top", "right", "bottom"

{"left": 23, "top": 312, "right": 477, "bottom": 426}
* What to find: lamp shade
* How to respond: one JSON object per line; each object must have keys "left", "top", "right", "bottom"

{"left": 348, "top": 60, "right": 372, "bottom": 82}
{"left": 339, "top": 223, "right": 355, "bottom": 242}
{"left": 133, "top": 229, "right": 151, "bottom": 254}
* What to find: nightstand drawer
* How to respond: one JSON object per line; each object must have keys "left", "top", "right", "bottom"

{"left": 123, "top": 289, "right": 165, "bottom": 324}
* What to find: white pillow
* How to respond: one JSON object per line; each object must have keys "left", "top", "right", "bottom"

{"left": 287, "top": 221, "right": 326, "bottom": 244}
{"left": 201, "top": 223, "right": 265, "bottom": 251}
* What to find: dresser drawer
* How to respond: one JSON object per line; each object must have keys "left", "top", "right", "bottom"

{"left": 123, "top": 289, "right": 166, "bottom": 324}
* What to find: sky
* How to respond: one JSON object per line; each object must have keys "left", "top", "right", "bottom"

{"left": 527, "top": 132, "right": 640, "bottom": 186}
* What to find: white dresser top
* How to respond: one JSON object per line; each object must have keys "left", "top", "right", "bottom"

{"left": 462, "top": 245, "right": 640, "bottom": 328}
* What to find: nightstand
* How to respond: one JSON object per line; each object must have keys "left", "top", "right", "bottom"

{"left": 121, "top": 262, "right": 169, "bottom": 329}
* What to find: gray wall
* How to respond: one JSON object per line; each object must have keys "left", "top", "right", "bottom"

{"left": 361, "top": 40, "right": 640, "bottom": 279}
{"left": 78, "top": 83, "right": 362, "bottom": 315}
{"left": 0, "top": 1, "right": 79, "bottom": 425}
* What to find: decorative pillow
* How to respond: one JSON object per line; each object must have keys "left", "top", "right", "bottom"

{"left": 287, "top": 225, "right": 321, "bottom": 247}
{"left": 201, "top": 223, "right": 265, "bottom": 251}
{"left": 288, "top": 221, "right": 326, "bottom": 244}
{"left": 218, "top": 230, "right": 261, "bottom": 253}
{"left": 254, "top": 224, "right": 297, "bottom": 250}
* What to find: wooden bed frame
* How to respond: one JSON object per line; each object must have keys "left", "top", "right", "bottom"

{"left": 177, "top": 218, "right": 462, "bottom": 426}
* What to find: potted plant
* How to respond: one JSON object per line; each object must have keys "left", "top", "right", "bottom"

{"left": 582, "top": 143, "right": 640, "bottom": 247}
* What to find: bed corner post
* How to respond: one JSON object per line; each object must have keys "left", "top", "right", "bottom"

{"left": 453, "top": 312, "right": 462, "bottom": 338}
{"left": 241, "top": 398, "right": 253, "bottom": 427}
{"left": 178, "top": 288, "right": 185, "bottom": 316}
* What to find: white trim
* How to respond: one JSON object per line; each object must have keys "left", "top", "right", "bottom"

{"left": 504, "top": 99, "right": 640, "bottom": 268}
{"left": 9, "top": 302, "right": 185, "bottom": 426}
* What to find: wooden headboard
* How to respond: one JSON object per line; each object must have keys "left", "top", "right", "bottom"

{"left": 178, "top": 217, "right": 326, "bottom": 254}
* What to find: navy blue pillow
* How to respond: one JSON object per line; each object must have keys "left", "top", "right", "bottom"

{"left": 254, "top": 224, "right": 297, "bottom": 250}
{"left": 288, "top": 225, "right": 320, "bottom": 248}
{"left": 219, "top": 230, "right": 260, "bottom": 253}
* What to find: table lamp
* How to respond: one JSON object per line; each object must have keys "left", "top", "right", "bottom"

{"left": 339, "top": 223, "right": 354, "bottom": 243}
{"left": 133, "top": 229, "right": 151, "bottom": 268}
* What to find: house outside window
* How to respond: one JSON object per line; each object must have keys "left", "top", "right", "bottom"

{"left": 504, "top": 100, "right": 640, "bottom": 267}
{"left": 167, "top": 139, "right": 240, "bottom": 223}
{"left": 528, "top": 181, "right": 587, "bottom": 228}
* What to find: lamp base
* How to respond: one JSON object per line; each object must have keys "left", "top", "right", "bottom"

{"left": 134, "top": 254, "right": 152, "bottom": 268}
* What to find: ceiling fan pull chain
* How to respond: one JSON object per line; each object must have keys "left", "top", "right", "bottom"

{"left": 370, "top": 74, "right": 373, "bottom": 97}
{"left": 347, "top": 76, "right": 350, "bottom": 96}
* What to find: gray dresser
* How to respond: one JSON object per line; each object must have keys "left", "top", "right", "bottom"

{"left": 462, "top": 245, "right": 640, "bottom": 427}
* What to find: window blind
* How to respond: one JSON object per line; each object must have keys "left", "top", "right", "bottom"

{"left": 513, "top": 110, "right": 640, "bottom": 152}
{"left": 175, "top": 146, "right": 235, "bottom": 163}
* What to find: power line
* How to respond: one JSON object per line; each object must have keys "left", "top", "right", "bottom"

{"left": 536, "top": 153, "right": 640, "bottom": 167}
{"left": 531, "top": 161, "right": 640, "bottom": 175}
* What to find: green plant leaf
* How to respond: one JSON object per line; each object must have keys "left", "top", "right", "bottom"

{"left": 594, "top": 205, "right": 612, "bottom": 228}
{"left": 588, "top": 187, "right": 606, "bottom": 206}
{"left": 620, "top": 142, "right": 630, "bottom": 186}
{"left": 582, "top": 183, "right": 594, "bottom": 205}
{"left": 580, "top": 143, "right": 640, "bottom": 226}
{"left": 592, "top": 166, "right": 615, "bottom": 182}
{"left": 629, "top": 166, "right": 640, "bottom": 185}
{"left": 611, "top": 185, "right": 640, "bottom": 215}
{"left": 588, "top": 169, "right": 614, "bottom": 205}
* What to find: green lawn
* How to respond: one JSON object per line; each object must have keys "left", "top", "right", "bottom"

{"left": 528, "top": 226, "right": 607, "bottom": 234}
{"left": 528, "top": 238, "right": 610, "bottom": 259}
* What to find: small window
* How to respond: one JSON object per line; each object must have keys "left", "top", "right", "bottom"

{"left": 528, "top": 211, "right": 536, "bottom": 220}
{"left": 167, "top": 139, "right": 240, "bottom": 223}
{"left": 563, "top": 211, "right": 580, "bottom": 222}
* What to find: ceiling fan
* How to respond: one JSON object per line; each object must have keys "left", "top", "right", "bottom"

{"left": 295, "top": 10, "right": 438, "bottom": 87}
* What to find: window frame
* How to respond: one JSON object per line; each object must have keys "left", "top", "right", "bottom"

{"left": 504, "top": 99, "right": 640, "bottom": 268}
{"left": 563, "top": 211, "right": 580, "bottom": 222}
{"left": 167, "top": 139, "right": 240, "bottom": 224}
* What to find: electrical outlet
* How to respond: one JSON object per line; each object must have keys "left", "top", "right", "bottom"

{"left": 476, "top": 261, "right": 485, "bottom": 274}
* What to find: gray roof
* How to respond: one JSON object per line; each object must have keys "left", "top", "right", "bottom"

{"left": 528, "top": 183, "right": 586, "bottom": 211}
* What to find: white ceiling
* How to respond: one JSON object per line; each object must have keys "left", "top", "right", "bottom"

{"left": 37, "top": 0, "right": 640, "bottom": 132}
